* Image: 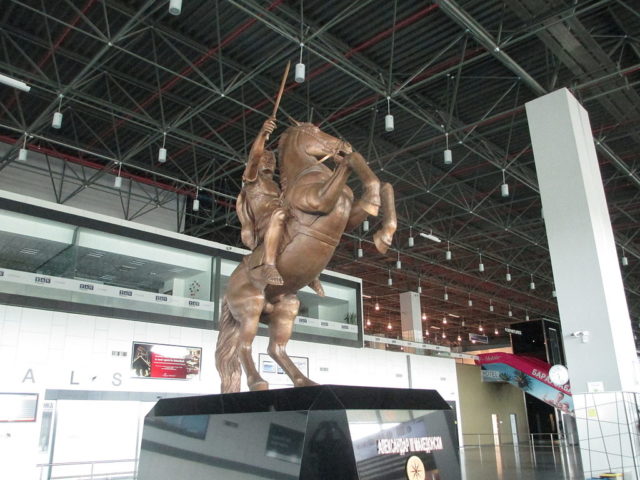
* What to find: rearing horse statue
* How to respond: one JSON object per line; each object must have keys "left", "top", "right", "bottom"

{"left": 215, "top": 122, "right": 396, "bottom": 393}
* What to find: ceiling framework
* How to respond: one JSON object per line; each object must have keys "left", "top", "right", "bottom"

{"left": 1, "top": 0, "right": 639, "bottom": 349}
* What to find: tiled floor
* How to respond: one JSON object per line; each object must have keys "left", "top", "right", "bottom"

{"left": 462, "top": 444, "right": 584, "bottom": 480}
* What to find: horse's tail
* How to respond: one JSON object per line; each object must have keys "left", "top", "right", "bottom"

{"left": 215, "top": 298, "right": 241, "bottom": 393}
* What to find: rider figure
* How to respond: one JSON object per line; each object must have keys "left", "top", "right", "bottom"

{"left": 237, "top": 117, "right": 324, "bottom": 295}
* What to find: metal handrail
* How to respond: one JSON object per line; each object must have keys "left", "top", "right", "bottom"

{"left": 36, "top": 459, "right": 136, "bottom": 480}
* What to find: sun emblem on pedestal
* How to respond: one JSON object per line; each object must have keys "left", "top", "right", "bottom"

{"left": 405, "top": 455, "right": 425, "bottom": 480}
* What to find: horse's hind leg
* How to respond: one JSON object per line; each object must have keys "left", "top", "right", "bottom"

{"left": 226, "top": 288, "right": 269, "bottom": 391}
{"left": 267, "top": 294, "right": 317, "bottom": 387}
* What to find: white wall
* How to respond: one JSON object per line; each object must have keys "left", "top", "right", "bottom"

{"left": 0, "top": 304, "right": 461, "bottom": 479}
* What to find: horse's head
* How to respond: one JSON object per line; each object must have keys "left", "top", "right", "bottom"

{"left": 278, "top": 122, "right": 352, "bottom": 185}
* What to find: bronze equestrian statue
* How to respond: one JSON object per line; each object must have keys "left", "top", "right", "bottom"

{"left": 215, "top": 103, "right": 396, "bottom": 394}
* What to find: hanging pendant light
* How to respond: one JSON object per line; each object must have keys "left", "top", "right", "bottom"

{"left": 489, "top": 299, "right": 494, "bottom": 312}
{"left": 443, "top": 286, "right": 448, "bottom": 301}
{"left": 357, "top": 239, "right": 363, "bottom": 259}
{"left": 494, "top": 327, "right": 499, "bottom": 336}
{"left": 169, "top": 0, "right": 182, "bottom": 15}
{"left": 506, "top": 265, "right": 512, "bottom": 282}
{"left": 622, "top": 248, "right": 629, "bottom": 266}
{"left": 525, "top": 310, "right": 530, "bottom": 321}
{"left": 422, "top": 312, "right": 427, "bottom": 321}
{"left": 52, "top": 94, "right": 63, "bottom": 129}
{"left": 445, "top": 241, "right": 452, "bottom": 260}
{"left": 114, "top": 162, "right": 123, "bottom": 189}
{"left": 442, "top": 316, "right": 447, "bottom": 324}
{"left": 387, "top": 269, "right": 393, "bottom": 286}
{"left": 193, "top": 189, "right": 200, "bottom": 212}
{"left": 408, "top": 227, "right": 414, "bottom": 247}
{"left": 158, "top": 132, "right": 167, "bottom": 163}
{"left": 467, "top": 293, "right": 473, "bottom": 307}
{"left": 363, "top": 219, "right": 369, "bottom": 232}
{"left": 444, "top": 132, "right": 452, "bottom": 165}
{"left": 508, "top": 305, "right": 513, "bottom": 317}
{"left": 417, "top": 276, "right": 422, "bottom": 294}
{"left": 384, "top": 96, "right": 394, "bottom": 132}
{"left": 396, "top": 251, "right": 401, "bottom": 270}
{"left": 500, "top": 170, "right": 509, "bottom": 197}
{"left": 530, "top": 274, "right": 536, "bottom": 291}
{"left": 478, "top": 252, "right": 484, "bottom": 272}
{"left": 295, "top": 44, "right": 306, "bottom": 83}
{"left": 17, "top": 135, "right": 28, "bottom": 162}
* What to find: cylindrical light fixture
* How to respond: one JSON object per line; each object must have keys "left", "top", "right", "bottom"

{"left": 444, "top": 132, "right": 452, "bottom": 165}
{"left": 622, "top": 248, "right": 629, "bottom": 266}
{"left": 508, "top": 305, "right": 513, "bottom": 317}
{"left": 422, "top": 312, "right": 427, "bottom": 321}
{"left": 489, "top": 299, "right": 494, "bottom": 312}
{"left": 445, "top": 241, "right": 452, "bottom": 261}
{"left": 363, "top": 219, "right": 369, "bottom": 232}
{"left": 500, "top": 170, "right": 509, "bottom": 197}
{"left": 530, "top": 274, "right": 536, "bottom": 291}
{"left": 525, "top": 311, "right": 530, "bottom": 321}
{"left": 295, "top": 61, "right": 305, "bottom": 83}
{"left": 408, "top": 227, "right": 414, "bottom": 247}
{"left": 506, "top": 265, "right": 512, "bottom": 282}
{"left": 114, "top": 162, "right": 123, "bottom": 189}
{"left": 158, "top": 131, "right": 167, "bottom": 163}
{"left": 17, "top": 136, "right": 27, "bottom": 162}
{"left": 478, "top": 253, "right": 484, "bottom": 272}
{"left": 384, "top": 97, "right": 394, "bottom": 132}
{"left": 468, "top": 294, "right": 473, "bottom": 307}
{"left": 295, "top": 37, "right": 305, "bottom": 83}
{"left": 442, "top": 316, "right": 447, "bottom": 324}
{"left": 443, "top": 287, "right": 448, "bottom": 301}
{"left": 169, "top": 0, "right": 182, "bottom": 15}
{"left": 357, "top": 240, "right": 363, "bottom": 258}
{"left": 396, "top": 251, "right": 401, "bottom": 270}
{"left": 52, "top": 111, "right": 63, "bottom": 129}
{"left": 193, "top": 190, "right": 200, "bottom": 212}
{"left": 387, "top": 270, "right": 393, "bottom": 286}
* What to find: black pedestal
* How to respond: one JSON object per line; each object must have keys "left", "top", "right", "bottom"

{"left": 138, "top": 385, "right": 461, "bottom": 479}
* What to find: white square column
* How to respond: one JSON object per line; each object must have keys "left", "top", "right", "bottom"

{"left": 526, "top": 88, "right": 638, "bottom": 394}
{"left": 527, "top": 88, "right": 640, "bottom": 479}
{"left": 400, "top": 291, "right": 423, "bottom": 344}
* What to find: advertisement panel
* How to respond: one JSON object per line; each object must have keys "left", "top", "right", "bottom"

{"left": 131, "top": 342, "right": 201, "bottom": 380}
{"left": 476, "top": 352, "right": 573, "bottom": 414}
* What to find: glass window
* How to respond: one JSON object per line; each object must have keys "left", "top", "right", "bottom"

{"left": 0, "top": 210, "right": 214, "bottom": 322}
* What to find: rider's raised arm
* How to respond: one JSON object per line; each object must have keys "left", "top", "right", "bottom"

{"left": 243, "top": 117, "right": 276, "bottom": 183}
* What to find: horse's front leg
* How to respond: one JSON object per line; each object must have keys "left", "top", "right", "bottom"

{"left": 296, "top": 162, "right": 351, "bottom": 213}
{"left": 267, "top": 294, "right": 317, "bottom": 387}
{"left": 344, "top": 151, "right": 380, "bottom": 216}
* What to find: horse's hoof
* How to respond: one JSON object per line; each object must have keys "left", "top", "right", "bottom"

{"left": 373, "top": 231, "right": 392, "bottom": 254}
{"left": 249, "top": 379, "right": 269, "bottom": 391}
{"left": 361, "top": 201, "right": 379, "bottom": 217}
{"left": 293, "top": 378, "right": 318, "bottom": 387}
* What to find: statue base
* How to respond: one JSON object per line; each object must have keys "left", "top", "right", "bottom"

{"left": 138, "top": 384, "right": 461, "bottom": 479}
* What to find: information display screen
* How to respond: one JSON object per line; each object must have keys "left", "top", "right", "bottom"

{"left": 131, "top": 342, "right": 201, "bottom": 380}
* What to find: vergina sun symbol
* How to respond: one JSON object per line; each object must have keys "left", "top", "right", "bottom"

{"left": 405, "top": 455, "right": 426, "bottom": 480}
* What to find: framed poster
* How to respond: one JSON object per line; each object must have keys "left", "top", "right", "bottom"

{"left": 258, "top": 353, "right": 309, "bottom": 387}
{"left": 0, "top": 393, "right": 38, "bottom": 422}
{"left": 132, "top": 342, "right": 201, "bottom": 380}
